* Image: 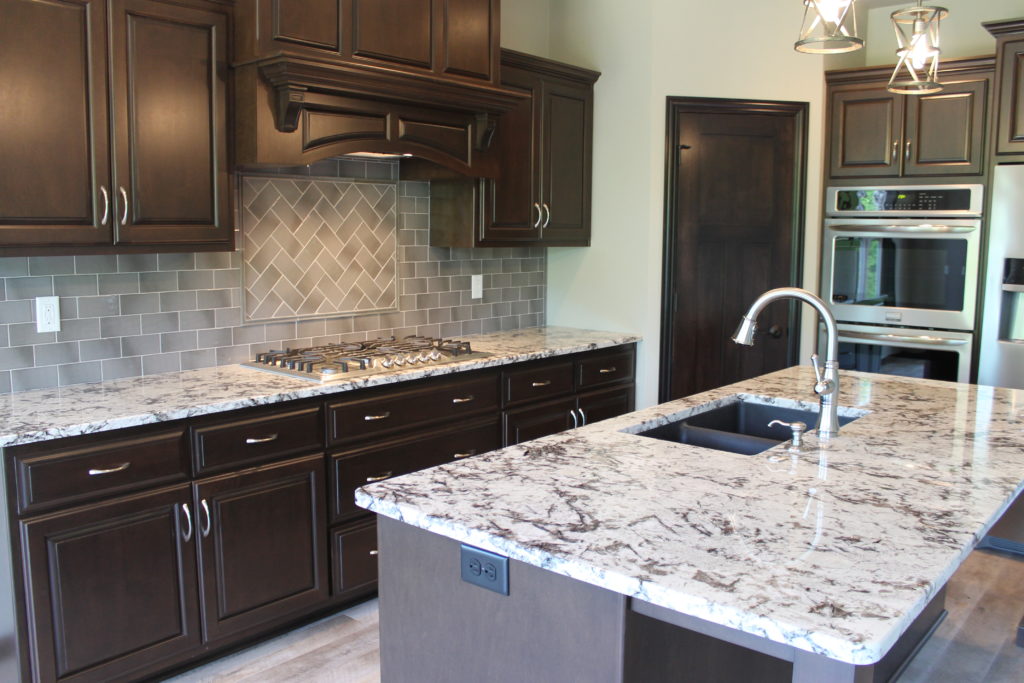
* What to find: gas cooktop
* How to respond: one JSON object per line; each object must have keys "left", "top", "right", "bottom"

{"left": 242, "top": 336, "right": 490, "bottom": 383}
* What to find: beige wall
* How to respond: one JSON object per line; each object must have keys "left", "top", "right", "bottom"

{"left": 500, "top": 0, "right": 552, "bottom": 57}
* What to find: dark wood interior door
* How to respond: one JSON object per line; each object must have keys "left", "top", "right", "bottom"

{"left": 21, "top": 485, "right": 200, "bottom": 683}
{"left": 196, "top": 455, "right": 328, "bottom": 644}
{"left": 539, "top": 77, "right": 593, "bottom": 245}
{"left": 0, "top": 0, "right": 113, "bottom": 250}
{"left": 109, "top": 0, "right": 230, "bottom": 246}
{"left": 663, "top": 100, "right": 804, "bottom": 401}
{"left": 904, "top": 76, "right": 989, "bottom": 176}
{"left": 479, "top": 65, "right": 542, "bottom": 243}
{"left": 828, "top": 86, "right": 905, "bottom": 177}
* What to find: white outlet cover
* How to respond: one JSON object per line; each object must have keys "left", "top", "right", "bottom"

{"left": 35, "top": 296, "right": 60, "bottom": 333}
{"left": 471, "top": 274, "right": 483, "bottom": 300}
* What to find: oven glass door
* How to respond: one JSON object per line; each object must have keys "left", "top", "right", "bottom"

{"left": 831, "top": 235, "right": 968, "bottom": 311}
{"left": 833, "top": 326, "right": 972, "bottom": 383}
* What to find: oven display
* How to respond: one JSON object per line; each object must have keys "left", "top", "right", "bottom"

{"left": 835, "top": 189, "right": 972, "bottom": 213}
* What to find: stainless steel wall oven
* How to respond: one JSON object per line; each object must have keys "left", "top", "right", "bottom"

{"left": 821, "top": 185, "right": 983, "bottom": 383}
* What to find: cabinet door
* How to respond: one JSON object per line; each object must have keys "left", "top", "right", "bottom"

{"left": 437, "top": 0, "right": 497, "bottom": 82}
{"left": 479, "top": 65, "right": 542, "bottom": 243}
{"left": 539, "top": 77, "right": 593, "bottom": 245}
{"left": 351, "top": 0, "right": 433, "bottom": 70}
{"left": 904, "top": 76, "right": 989, "bottom": 176}
{"left": 195, "top": 454, "right": 329, "bottom": 643}
{"left": 0, "top": 0, "right": 113, "bottom": 250}
{"left": 503, "top": 397, "right": 577, "bottom": 446}
{"left": 21, "top": 485, "right": 200, "bottom": 683}
{"left": 995, "top": 38, "right": 1024, "bottom": 156}
{"left": 109, "top": 0, "right": 231, "bottom": 246}
{"left": 577, "top": 385, "right": 635, "bottom": 427}
{"left": 828, "top": 86, "right": 905, "bottom": 178}
{"left": 331, "top": 517, "right": 379, "bottom": 599}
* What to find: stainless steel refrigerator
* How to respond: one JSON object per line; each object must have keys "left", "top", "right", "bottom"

{"left": 977, "top": 163, "right": 1024, "bottom": 390}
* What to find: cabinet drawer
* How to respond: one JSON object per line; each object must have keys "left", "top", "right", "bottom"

{"left": 577, "top": 346, "right": 635, "bottom": 390}
{"left": 327, "top": 371, "right": 498, "bottom": 446}
{"left": 503, "top": 397, "right": 577, "bottom": 446}
{"left": 192, "top": 405, "right": 323, "bottom": 475}
{"left": 330, "top": 416, "right": 501, "bottom": 522}
{"left": 502, "top": 360, "right": 574, "bottom": 406}
{"left": 331, "top": 518, "right": 379, "bottom": 599}
{"left": 10, "top": 429, "right": 189, "bottom": 515}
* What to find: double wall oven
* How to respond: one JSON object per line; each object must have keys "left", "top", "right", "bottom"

{"left": 820, "top": 185, "right": 983, "bottom": 383}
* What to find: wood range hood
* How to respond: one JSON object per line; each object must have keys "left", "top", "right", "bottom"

{"left": 233, "top": 1, "right": 528, "bottom": 179}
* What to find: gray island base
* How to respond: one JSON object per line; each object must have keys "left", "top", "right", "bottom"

{"left": 358, "top": 367, "right": 1024, "bottom": 683}
{"left": 377, "top": 516, "right": 946, "bottom": 683}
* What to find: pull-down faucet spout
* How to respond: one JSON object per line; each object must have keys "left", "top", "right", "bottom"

{"left": 732, "top": 287, "right": 841, "bottom": 439}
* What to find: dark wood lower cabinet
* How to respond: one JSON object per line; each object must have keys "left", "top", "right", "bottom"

{"left": 195, "top": 455, "right": 329, "bottom": 644}
{"left": 578, "top": 385, "right": 635, "bottom": 426}
{"left": 504, "top": 396, "right": 578, "bottom": 446}
{"left": 20, "top": 484, "right": 200, "bottom": 683}
{"left": 331, "top": 518, "right": 379, "bottom": 599}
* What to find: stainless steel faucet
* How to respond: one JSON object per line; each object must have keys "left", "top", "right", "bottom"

{"left": 732, "top": 287, "right": 841, "bottom": 439}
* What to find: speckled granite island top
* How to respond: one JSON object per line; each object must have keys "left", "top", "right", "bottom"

{"left": 0, "top": 327, "right": 639, "bottom": 448}
{"left": 356, "top": 367, "right": 1024, "bottom": 666}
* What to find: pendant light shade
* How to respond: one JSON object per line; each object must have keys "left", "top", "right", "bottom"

{"left": 888, "top": 3, "right": 948, "bottom": 94}
{"left": 795, "top": 0, "right": 864, "bottom": 54}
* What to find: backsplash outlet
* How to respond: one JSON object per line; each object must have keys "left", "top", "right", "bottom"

{"left": 0, "top": 160, "right": 546, "bottom": 394}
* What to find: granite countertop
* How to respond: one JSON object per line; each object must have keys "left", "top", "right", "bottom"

{"left": 0, "top": 326, "right": 640, "bottom": 448}
{"left": 356, "top": 367, "right": 1024, "bottom": 666}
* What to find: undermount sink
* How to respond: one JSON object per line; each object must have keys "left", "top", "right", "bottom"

{"left": 634, "top": 398, "right": 861, "bottom": 455}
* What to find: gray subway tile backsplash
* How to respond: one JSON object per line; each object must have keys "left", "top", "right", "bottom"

{"left": 0, "top": 163, "right": 546, "bottom": 394}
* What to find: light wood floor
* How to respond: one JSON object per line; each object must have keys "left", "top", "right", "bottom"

{"left": 166, "top": 549, "right": 1023, "bottom": 682}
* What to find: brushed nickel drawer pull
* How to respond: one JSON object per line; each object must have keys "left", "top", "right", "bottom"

{"left": 366, "top": 471, "right": 393, "bottom": 482}
{"left": 119, "top": 186, "right": 129, "bottom": 226}
{"left": 99, "top": 186, "right": 110, "bottom": 225}
{"left": 531, "top": 380, "right": 551, "bottom": 387}
{"left": 369, "top": 550, "right": 379, "bottom": 556}
{"left": 453, "top": 450, "right": 476, "bottom": 460}
{"left": 598, "top": 366, "right": 617, "bottom": 374}
{"left": 452, "top": 395, "right": 475, "bottom": 404}
{"left": 88, "top": 462, "right": 130, "bottom": 476}
{"left": 200, "top": 498, "right": 212, "bottom": 538}
{"left": 245, "top": 433, "right": 279, "bottom": 444}
{"left": 364, "top": 412, "right": 391, "bottom": 421}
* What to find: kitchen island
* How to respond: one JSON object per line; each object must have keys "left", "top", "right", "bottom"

{"left": 356, "top": 367, "right": 1024, "bottom": 682}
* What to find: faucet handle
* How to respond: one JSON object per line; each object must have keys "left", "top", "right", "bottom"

{"left": 810, "top": 354, "right": 833, "bottom": 395}
{"left": 768, "top": 419, "right": 807, "bottom": 448}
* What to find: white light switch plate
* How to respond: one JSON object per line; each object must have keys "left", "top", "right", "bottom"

{"left": 36, "top": 296, "right": 60, "bottom": 333}
{"left": 471, "top": 274, "right": 483, "bottom": 300}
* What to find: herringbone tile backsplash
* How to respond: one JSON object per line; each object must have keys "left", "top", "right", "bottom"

{"left": 0, "top": 158, "right": 546, "bottom": 394}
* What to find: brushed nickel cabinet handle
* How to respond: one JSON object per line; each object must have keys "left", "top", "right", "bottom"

{"left": 905, "top": 139, "right": 912, "bottom": 160}
{"left": 369, "top": 550, "right": 379, "bottom": 556}
{"left": 531, "top": 380, "right": 551, "bottom": 387}
{"left": 579, "top": 408, "right": 587, "bottom": 426}
{"left": 88, "top": 462, "right": 130, "bottom": 476}
{"left": 181, "top": 503, "right": 193, "bottom": 542}
{"left": 119, "top": 186, "right": 129, "bottom": 226}
{"left": 533, "top": 202, "right": 542, "bottom": 228}
{"left": 598, "top": 366, "right": 617, "bottom": 374}
{"left": 891, "top": 140, "right": 899, "bottom": 162}
{"left": 364, "top": 412, "right": 391, "bottom": 421}
{"left": 200, "top": 498, "right": 212, "bottom": 538}
{"left": 570, "top": 409, "right": 579, "bottom": 429}
{"left": 452, "top": 395, "right": 475, "bottom": 404}
{"left": 245, "top": 433, "right": 278, "bottom": 444}
{"left": 366, "top": 471, "right": 393, "bottom": 482}
{"left": 453, "top": 450, "right": 476, "bottom": 459}
{"left": 542, "top": 203, "right": 551, "bottom": 228}
{"left": 99, "top": 186, "right": 110, "bottom": 226}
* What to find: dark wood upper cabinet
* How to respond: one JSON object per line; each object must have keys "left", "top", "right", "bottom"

{"left": 109, "top": 0, "right": 232, "bottom": 247}
{"left": 0, "top": 0, "right": 112, "bottom": 249}
{"left": 351, "top": 0, "right": 433, "bottom": 69}
{"left": 20, "top": 485, "right": 201, "bottom": 683}
{"left": 429, "top": 50, "right": 599, "bottom": 248}
{"left": 826, "top": 57, "right": 993, "bottom": 179}
{"left": 0, "top": 0, "right": 233, "bottom": 255}
{"left": 985, "top": 20, "right": 1024, "bottom": 158}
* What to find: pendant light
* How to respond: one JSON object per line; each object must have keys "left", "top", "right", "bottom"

{"left": 795, "top": 0, "right": 864, "bottom": 54}
{"left": 888, "top": 2, "right": 948, "bottom": 94}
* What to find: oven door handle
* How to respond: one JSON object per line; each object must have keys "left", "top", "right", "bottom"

{"left": 839, "top": 330, "right": 969, "bottom": 347}
{"left": 827, "top": 224, "right": 976, "bottom": 234}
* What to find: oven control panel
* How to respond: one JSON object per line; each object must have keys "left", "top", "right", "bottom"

{"left": 826, "top": 185, "right": 983, "bottom": 217}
